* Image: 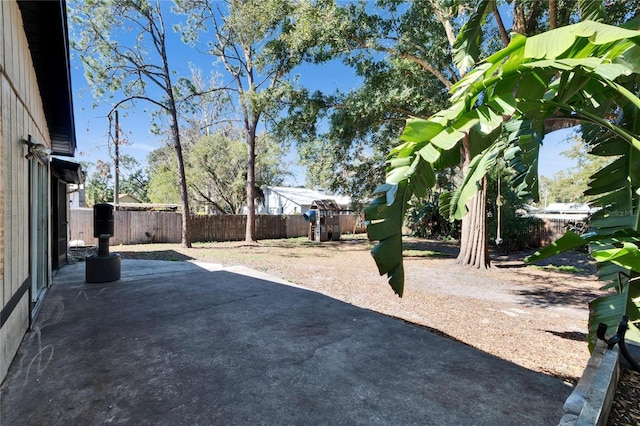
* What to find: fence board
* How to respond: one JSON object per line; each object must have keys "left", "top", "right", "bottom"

{"left": 70, "top": 208, "right": 365, "bottom": 246}
{"left": 70, "top": 208, "right": 578, "bottom": 249}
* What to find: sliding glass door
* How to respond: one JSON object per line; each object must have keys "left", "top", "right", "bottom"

{"left": 30, "top": 158, "right": 48, "bottom": 309}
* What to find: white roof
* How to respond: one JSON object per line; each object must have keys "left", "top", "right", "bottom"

{"left": 263, "top": 186, "right": 351, "bottom": 208}
{"left": 543, "top": 203, "right": 595, "bottom": 214}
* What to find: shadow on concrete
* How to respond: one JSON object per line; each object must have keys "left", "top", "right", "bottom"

{"left": 116, "top": 249, "right": 195, "bottom": 262}
{"left": 2, "top": 260, "right": 571, "bottom": 425}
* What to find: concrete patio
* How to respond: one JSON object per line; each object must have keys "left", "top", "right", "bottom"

{"left": 1, "top": 259, "right": 572, "bottom": 425}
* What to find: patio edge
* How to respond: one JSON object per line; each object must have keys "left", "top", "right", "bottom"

{"left": 559, "top": 341, "right": 619, "bottom": 426}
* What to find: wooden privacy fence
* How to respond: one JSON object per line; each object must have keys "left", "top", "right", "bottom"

{"left": 70, "top": 208, "right": 364, "bottom": 246}
{"left": 534, "top": 217, "right": 582, "bottom": 247}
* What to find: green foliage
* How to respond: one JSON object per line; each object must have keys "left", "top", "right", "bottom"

{"left": 452, "top": 0, "right": 494, "bottom": 74}
{"left": 120, "top": 168, "right": 150, "bottom": 203}
{"left": 405, "top": 196, "right": 459, "bottom": 240}
{"left": 275, "top": 0, "right": 454, "bottom": 201}
{"left": 405, "top": 169, "right": 459, "bottom": 239}
{"left": 84, "top": 160, "right": 113, "bottom": 207}
{"left": 526, "top": 228, "right": 640, "bottom": 349}
{"left": 188, "top": 131, "right": 289, "bottom": 214}
{"left": 84, "top": 156, "right": 150, "bottom": 206}
{"left": 367, "top": 20, "right": 640, "bottom": 296}
{"left": 147, "top": 145, "right": 181, "bottom": 204}
{"left": 539, "top": 132, "right": 621, "bottom": 205}
{"left": 146, "top": 130, "right": 290, "bottom": 213}
{"left": 486, "top": 165, "right": 542, "bottom": 252}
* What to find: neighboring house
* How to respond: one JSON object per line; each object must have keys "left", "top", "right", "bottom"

{"left": 1, "top": 0, "right": 78, "bottom": 382}
{"left": 532, "top": 203, "right": 597, "bottom": 221}
{"left": 119, "top": 193, "right": 142, "bottom": 204}
{"left": 260, "top": 186, "right": 352, "bottom": 215}
{"left": 69, "top": 183, "right": 86, "bottom": 207}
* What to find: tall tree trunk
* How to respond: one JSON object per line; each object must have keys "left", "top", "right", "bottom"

{"left": 456, "top": 137, "right": 490, "bottom": 268}
{"left": 163, "top": 27, "right": 191, "bottom": 248}
{"left": 549, "top": 0, "right": 558, "bottom": 29}
{"left": 492, "top": 6, "right": 510, "bottom": 47}
{"left": 512, "top": 3, "right": 527, "bottom": 35}
{"left": 170, "top": 113, "right": 192, "bottom": 248}
{"left": 245, "top": 123, "right": 257, "bottom": 242}
{"left": 456, "top": 177, "right": 490, "bottom": 269}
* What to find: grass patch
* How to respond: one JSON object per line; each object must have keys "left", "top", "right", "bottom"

{"left": 532, "top": 264, "right": 584, "bottom": 274}
{"left": 403, "top": 249, "right": 449, "bottom": 258}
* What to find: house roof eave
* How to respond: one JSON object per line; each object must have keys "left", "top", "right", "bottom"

{"left": 18, "top": 0, "right": 76, "bottom": 157}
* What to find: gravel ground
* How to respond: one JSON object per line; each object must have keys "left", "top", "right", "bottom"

{"left": 113, "top": 235, "right": 604, "bottom": 384}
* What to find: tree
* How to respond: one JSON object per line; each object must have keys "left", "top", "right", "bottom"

{"left": 118, "top": 155, "right": 151, "bottom": 203}
{"left": 278, "top": 0, "right": 593, "bottom": 267}
{"left": 365, "top": 19, "right": 640, "bottom": 347}
{"left": 175, "top": 0, "right": 308, "bottom": 242}
{"left": 70, "top": 0, "right": 195, "bottom": 247}
{"left": 276, "top": 0, "right": 453, "bottom": 201}
{"left": 366, "top": 19, "right": 640, "bottom": 292}
{"left": 146, "top": 144, "right": 181, "bottom": 204}
{"left": 539, "top": 135, "right": 618, "bottom": 205}
{"left": 85, "top": 160, "right": 114, "bottom": 207}
{"left": 187, "top": 130, "right": 289, "bottom": 214}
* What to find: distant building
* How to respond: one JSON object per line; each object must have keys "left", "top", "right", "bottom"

{"left": 531, "top": 203, "right": 598, "bottom": 221}
{"left": 119, "top": 193, "right": 142, "bottom": 204}
{"left": 69, "top": 183, "right": 86, "bottom": 207}
{"left": 260, "top": 186, "right": 351, "bottom": 215}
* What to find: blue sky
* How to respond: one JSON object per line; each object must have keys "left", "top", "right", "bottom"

{"left": 69, "top": 3, "right": 575, "bottom": 186}
{"left": 69, "top": 26, "right": 365, "bottom": 187}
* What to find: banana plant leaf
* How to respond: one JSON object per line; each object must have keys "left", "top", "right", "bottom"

{"left": 452, "top": 0, "right": 493, "bottom": 73}
{"left": 589, "top": 290, "right": 628, "bottom": 351}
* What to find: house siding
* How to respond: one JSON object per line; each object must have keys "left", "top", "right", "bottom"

{"left": 0, "top": 0, "right": 52, "bottom": 382}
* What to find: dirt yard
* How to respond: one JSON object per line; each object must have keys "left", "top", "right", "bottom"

{"left": 111, "top": 234, "right": 605, "bottom": 385}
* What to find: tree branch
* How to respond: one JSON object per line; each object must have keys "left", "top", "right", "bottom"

{"left": 351, "top": 35, "right": 452, "bottom": 89}
{"left": 492, "top": 4, "right": 510, "bottom": 47}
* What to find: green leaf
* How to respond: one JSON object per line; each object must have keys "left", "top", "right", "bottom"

{"left": 579, "top": 0, "right": 607, "bottom": 22}
{"left": 368, "top": 19, "right": 640, "bottom": 298}
{"left": 487, "top": 93, "right": 517, "bottom": 116}
{"left": 524, "top": 21, "right": 640, "bottom": 59}
{"left": 418, "top": 143, "right": 440, "bottom": 163}
{"left": 588, "top": 290, "right": 628, "bottom": 351}
{"left": 626, "top": 281, "right": 640, "bottom": 344}
{"left": 524, "top": 26, "right": 578, "bottom": 59}
{"left": 401, "top": 118, "right": 445, "bottom": 143}
{"left": 365, "top": 181, "right": 410, "bottom": 296}
{"left": 441, "top": 138, "right": 505, "bottom": 220}
{"left": 452, "top": 0, "right": 493, "bottom": 73}
{"left": 592, "top": 242, "right": 640, "bottom": 271}
{"left": 430, "top": 113, "right": 479, "bottom": 150}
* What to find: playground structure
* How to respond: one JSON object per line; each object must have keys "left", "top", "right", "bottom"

{"left": 303, "top": 200, "right": 342, "bottom": 242}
